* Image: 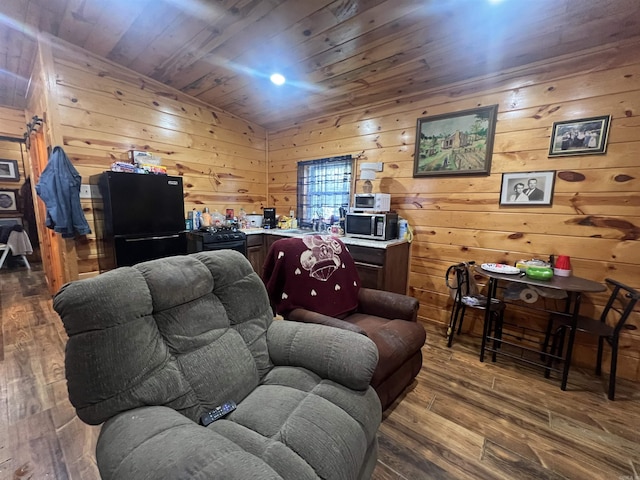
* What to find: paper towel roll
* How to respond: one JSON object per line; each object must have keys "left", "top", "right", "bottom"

{"left": 520, "top": 288, "right": 539, "bottom": 303}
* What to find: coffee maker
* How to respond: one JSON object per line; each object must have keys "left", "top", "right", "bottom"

{"left": 263, "top": 208, "right": 276, "bottom": 229}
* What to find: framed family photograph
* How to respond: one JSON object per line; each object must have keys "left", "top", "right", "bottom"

{"left": 413, "top": 104, "right": 498, "bottom": 177}
{"left": 0, "top": 189, "right": 18, "bottom": 212}
{"left": 0, "top": 159, "right": 20, "bottom": 182}
{"left": 500, "top": 171, "right": 556, "bottom": 206}
{"left": 548, "top": 115, "right": 611, "bottom": 157}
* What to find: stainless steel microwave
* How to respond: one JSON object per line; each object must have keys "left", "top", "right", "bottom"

{"left": 353, "top": 193, "right": 391, "bottom": 212}
{"left": 345, "top": 213, "right": 398, "bottom": 240}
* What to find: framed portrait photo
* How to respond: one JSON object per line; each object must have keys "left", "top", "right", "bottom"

{"left": 548, "top": 115, "right": 611, "bottom": 157}
{"left": 413, "top": 104, "right": 498, "bottom": 177}
{"left": 0, "top": 190, "right": 18, "bottom": 212}
{"left": 0, "top": 159, "right": 20, "bottom": 182}
{"left": 500, "top": 171, "right": 556, "bottom": 207}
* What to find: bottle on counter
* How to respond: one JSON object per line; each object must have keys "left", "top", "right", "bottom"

{"left": 189, "top": 208, "right": 200, "bottom": 230}
{"left": 398, "top": 217, "right": 408, "bottom": 239}
{"left": 201, "top": 207, "right": 212, "bottom": 227}
{"left": 238, "top": 208, "right": 248, "bottom": 229}
{"left": 398, "top": 217, "right": 413, "bottom": 242}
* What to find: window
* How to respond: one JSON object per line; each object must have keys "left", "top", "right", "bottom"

{"left": 297, "top": 155, "right": 352, "bottom": 228}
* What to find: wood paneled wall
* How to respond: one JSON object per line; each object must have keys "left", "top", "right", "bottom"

{"left": 268, "top": 39, "right": 640, "bottom": 381}
{"left": 38, "top": 37, "right": 268, "bottom": 278}
{"left": 20, "top": 33, "right": 639, "bottom": 381}
{"left": 0, "top": 106, "right": 25, "bottom": 138}
{"left": 0, "top": 139, "right": 23, "bottom": 171}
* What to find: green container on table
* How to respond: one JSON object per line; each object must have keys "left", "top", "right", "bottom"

{"left": 526, "top": 266, "right": 554, "bottom": 281}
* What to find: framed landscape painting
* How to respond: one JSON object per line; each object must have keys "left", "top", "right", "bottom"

{"left": 548, "top": 115, "right": 611, "bottom": 157}
{"left": 413, "top": 104, "right": 498, "bottom": 178}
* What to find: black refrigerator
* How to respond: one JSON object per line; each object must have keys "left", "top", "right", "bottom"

{"left": 91, "top": 172, "right": 187, "bottom": 271}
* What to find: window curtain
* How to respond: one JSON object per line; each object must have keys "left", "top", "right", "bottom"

{"left": 297, "top": 155, "right": 352, "bottom": 227}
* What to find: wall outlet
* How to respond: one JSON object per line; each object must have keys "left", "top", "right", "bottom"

{"left": 79, "top": 184, "right": 92, "bottom": 198}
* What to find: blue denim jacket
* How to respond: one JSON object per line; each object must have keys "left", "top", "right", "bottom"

{"left": 35, "top": 146, "right": 91, "bottom": 238}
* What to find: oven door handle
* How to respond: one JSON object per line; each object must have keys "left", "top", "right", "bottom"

{"left": 125, "top": 234, "right": 181, "bottom": 242}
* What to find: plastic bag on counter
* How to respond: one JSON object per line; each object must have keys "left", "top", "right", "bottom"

{"left": 211, "top": 210, "right": 225, "bottom": 227}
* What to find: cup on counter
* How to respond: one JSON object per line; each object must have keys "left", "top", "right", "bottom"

{"left": 554, "top": 255, "right": 572, "bottom": 277}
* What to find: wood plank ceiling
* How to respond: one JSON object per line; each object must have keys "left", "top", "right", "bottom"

{"left": 1, "top": 0, "right": 640, "bottom": 130}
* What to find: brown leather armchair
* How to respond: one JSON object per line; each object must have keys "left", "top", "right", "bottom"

{"left": 263, "top": 235, "right": 426, "bottom": 410}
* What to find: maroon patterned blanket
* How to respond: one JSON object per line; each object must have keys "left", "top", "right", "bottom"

{"left": 263, "top": 235, "right": 360, "bottom": 317}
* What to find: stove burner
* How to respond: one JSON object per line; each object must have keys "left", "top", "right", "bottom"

{"left": 193, "top": 226, "right": 246, "bottom": 242}
{"left": 199, "top": 225, "right": 240, "bottom": 234}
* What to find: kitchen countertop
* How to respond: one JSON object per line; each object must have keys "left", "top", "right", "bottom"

{"left": 241, "top": 228, "right": 408, "bottom": 249}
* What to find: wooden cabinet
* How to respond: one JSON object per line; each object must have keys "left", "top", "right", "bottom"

{"left": 246, "top": 234, "right": 265, "bottom": 276}
{"left": 246, "top": 233, "right": 409, "bottom": 294}
{"left": 264, "top": 234, "right": 280, "bottom": 252}
{"left": 347, "top": 242, "right": 410, "bottom": 294}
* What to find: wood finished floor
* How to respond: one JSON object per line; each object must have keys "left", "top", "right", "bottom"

{"left": 1, "top": 265, "right": 639, "bottom": 480}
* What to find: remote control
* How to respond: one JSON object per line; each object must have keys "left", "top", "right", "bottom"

{"left": 200, "top": 401, "right": 237, "bottom": 426}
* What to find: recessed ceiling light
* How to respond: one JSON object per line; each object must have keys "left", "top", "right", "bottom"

{"left": 270, "top": 73, "right": 286, "bottom": 85}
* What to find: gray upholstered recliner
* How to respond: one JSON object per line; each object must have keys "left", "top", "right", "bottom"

{"left": 54, "top": 251, "right": 381, "bottom": 480}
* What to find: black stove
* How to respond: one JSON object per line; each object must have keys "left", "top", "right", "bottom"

{"left": 198, "top": 225, "right": 245, "bottom": 240}
{"left": 186, "top": 226, "right": 247, "bottom": 256}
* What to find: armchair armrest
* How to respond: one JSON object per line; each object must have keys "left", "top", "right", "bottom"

{"left": 286, "top": 308, "right": 367, "bottom": 335}
{"left": 357, "top": 288, "right": 419, "bottom": 322}
{"left": 267, "top": 320, "right": 378, "bottom": 390}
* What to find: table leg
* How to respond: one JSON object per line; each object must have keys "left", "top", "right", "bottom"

{"left": 492, "top": 309, "right": 502, "bottom": 362}
{"left": 479, "top": 278, "right": 496, "bottom": 362}
{"left": 542, "top": 292, "right": 573, "bottom": 360}
{"left": 561, "top": 292, "right": 582, "bottom": 391}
